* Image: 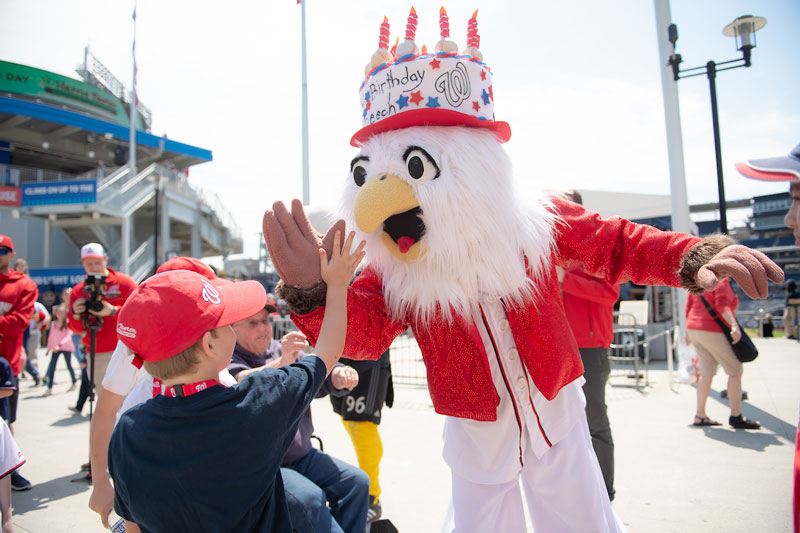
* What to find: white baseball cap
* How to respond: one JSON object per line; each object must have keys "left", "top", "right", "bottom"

{"left": 81, "top": 242, "right": 106, "bottom": 260}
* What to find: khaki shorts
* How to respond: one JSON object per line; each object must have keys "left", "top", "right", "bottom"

{"left": 687, "top": 329, "right": 743, "bottom": 378}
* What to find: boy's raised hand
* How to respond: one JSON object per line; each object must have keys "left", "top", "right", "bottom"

{"left": 319, "top": 231, "right": 365, "bottom": 288}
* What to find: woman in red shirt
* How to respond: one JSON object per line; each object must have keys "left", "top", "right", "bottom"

{"left": 685, "top": 278, "right": 760, "bottom": 429}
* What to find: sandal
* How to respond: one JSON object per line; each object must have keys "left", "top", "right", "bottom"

{"left": 692, "top": 416, "right": 721, "bottom": 427}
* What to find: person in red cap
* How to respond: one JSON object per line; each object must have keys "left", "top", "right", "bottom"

{"left": 88, "top": 256, "right": 237, "bottom": 529}
{"left": 0, "top": 233, "right": 37, "bottom": 492}
{"left": 735, "top": 142, "right": 800, "bottom": 533}
{"left": 67, "top": 243, "right": 137, "bottom": 402}
{"left": 108, "top": 232, "right": 365, "bottom": 532}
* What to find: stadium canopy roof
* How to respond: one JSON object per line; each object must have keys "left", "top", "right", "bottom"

{"left": 0, "top": 94, "right": 211, "bottom": 174}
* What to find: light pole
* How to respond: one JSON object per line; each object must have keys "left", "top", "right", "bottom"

{"left": 667, "top": 15, "right": 766, "bottom": 235}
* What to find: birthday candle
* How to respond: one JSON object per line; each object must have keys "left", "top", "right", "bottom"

{"left": 464, "top": 9, "right": 482, "bottom": 58}
{"left": 439, "top": 6, "right": 450, "bottom": 38}
{"left": 396, "top": 6, "right": 420, "bottom": 57}
{"left": 366, "top": 16, "right": 395, "bottom": 74}
{"left": 405, "top": 6, "right": 418, "bottom": 41}
{"left": 467, "top": 10, "right": 479, "bottom": 49}
{"left": 435, "top": 6, "right": 458, "bottom": 53}
{"left": 378, "top": 16, "right": 391, "bottom": 50}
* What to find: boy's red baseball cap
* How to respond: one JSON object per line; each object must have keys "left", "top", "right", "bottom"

{"left": 156, "top": 256, "right": 217, "bottom": 281}
{"left": 117, "top": 270, "right": 266, "bottom": 364}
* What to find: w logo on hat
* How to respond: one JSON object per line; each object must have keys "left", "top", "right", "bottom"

{"left": 201, "top": 281, "right": 221, "bottom": 305}
{"left": 435, "top": 62, "right": 471, "bottom": 107}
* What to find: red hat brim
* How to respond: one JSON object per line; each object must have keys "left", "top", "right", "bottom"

{"left": 351, "top": 109, "right": 511, "bottom": 147}
{"left": 215, "top": 280, "right": 268, "bottom": 329}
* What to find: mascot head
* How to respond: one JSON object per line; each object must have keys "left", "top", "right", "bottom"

{"left": 341, "top": 8, "right": 554, "bottom": 325}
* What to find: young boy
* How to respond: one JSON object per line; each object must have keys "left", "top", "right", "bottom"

{"left": 108, "top": 231, "right": 364, "bottom": 532}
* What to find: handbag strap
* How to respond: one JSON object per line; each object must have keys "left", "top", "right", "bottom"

{"left": 698, "top": 295, "right": 732, "bottom": 333}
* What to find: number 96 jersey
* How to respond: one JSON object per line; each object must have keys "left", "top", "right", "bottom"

{"left": 330, "top": 350, "right": 393, "bottom": 424}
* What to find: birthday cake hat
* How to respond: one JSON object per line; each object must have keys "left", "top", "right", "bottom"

{"left": 351, "top": 7, "right": 511, "bottom": 147}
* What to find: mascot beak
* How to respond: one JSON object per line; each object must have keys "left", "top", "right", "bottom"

{"left": 354, "top": 173, "right": 426, "bottom": 262}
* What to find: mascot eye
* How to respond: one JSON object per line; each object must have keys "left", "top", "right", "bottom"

{"left": 404, "top": 146, "right": 440, "bottom": 181}
{"left": 350, "top": 156, "right": 369, "bottom": 187}
{"left": 353, "top": 165, "right": 367, "bottom": 187}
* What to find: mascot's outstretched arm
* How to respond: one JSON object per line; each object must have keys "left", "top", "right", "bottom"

{"left": 266, "top": 198, "right": 783, "bottom": 325}
{"left": 551, "top": 198, "right": 783, "bottom": 299}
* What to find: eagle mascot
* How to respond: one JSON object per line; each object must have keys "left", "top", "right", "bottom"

{"left": 263, "top": 8, "right": 783, "bottom": 532}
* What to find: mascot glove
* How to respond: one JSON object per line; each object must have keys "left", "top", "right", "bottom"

{"left": 263, "top": 199, "right": 346, "bottom": 290}
{"left": 695, "top": 245, "right": 784, "bottom": 299}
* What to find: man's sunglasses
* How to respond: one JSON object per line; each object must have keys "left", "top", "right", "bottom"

{"left": 0, "top": 248, "right": 11, "bottom": 256}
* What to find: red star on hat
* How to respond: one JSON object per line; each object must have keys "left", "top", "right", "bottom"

{"left": 480, "top": 70, "right": 487, "bottom": 81}
{"left": 409, "top": 91, "right": 424, "bottom": 105}
{"left": 429, "top": 58, "right": 441, "bottom": 69}
{"left": 472, "top": 101, "right": 480, "bottom": 112}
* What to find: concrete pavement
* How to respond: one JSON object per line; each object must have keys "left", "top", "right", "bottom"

{"left": 7, "top": 336, "right": 799, "bottom": 532}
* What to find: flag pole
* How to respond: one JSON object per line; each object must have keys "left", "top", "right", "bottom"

{"left": 129, "top": 0, "right": 138, "bottom": 176}
{"left": 300, "top": 0, "right": 310, "bottom": 205}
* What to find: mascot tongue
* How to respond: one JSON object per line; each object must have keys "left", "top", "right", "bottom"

{"left": 397, "top": 236, "right": 416, "bottom": 253}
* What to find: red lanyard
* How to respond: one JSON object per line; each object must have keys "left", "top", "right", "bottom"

{"left": 152, "top": 378, "right": 222, "bottom": 398}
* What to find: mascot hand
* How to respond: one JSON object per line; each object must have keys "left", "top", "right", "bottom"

{"left": 263, "top": 199, "right": 346, "bottom": 289}
{"left": 694, "top": 245, "right": 784, "bottom": 299}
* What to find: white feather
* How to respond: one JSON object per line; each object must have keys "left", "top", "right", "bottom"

{"left": 339, "top": 126, "right": 555, "bottom": 326}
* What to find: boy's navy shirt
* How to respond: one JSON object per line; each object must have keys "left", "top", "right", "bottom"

{"left": 108, "top": 355, "right": 327, "bottom": 532}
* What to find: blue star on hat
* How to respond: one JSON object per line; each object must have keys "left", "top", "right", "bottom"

{"left": 481, "top": 89, "right": 491, "bottom": 105}
{"left": 396, "top": 94, "right": 410, "bottom": 109}
{"left": 426, "top": 97, "right": 440, "bottom": 108}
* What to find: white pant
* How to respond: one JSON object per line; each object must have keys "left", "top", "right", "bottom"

{"left": 443, "top": 418, "right": 625, "bottom": 533}
{"left": 0, "top": 420, "right": 24, "bottom": 478}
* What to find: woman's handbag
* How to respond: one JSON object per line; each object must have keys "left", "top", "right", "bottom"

{"left": 699, "top": 296, "right": 758, "bottom": 363}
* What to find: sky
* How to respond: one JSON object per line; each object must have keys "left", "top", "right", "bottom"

{"left": 1, "top": 0, "right": 799, "bottom": 259}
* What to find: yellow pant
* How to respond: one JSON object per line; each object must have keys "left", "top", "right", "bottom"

{"left": 342, "top": 420, "right": 383, "bottom": 500}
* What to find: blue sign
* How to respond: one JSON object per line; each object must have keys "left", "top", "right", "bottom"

{"left": 29, "top": 267, "right": 86, "bottom": 295}
{"left": 21, "top": 179, "right": 96, "bottom": 206}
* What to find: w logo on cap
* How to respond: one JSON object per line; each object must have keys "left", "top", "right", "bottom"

{"left": 201, "top": 281, "right": 221, "bottom": 305}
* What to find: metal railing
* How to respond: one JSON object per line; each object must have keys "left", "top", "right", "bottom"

{"left": 193, "top": 186, "right": 242, "bottom": 240}
{"left": 0, "top": 163, "right": 79, "bottom": 186}
{"left": 96, "top": 165, "right": 132, "bottom": 193}
{"left": 127, "top": 237, "right": 155, "bottom": 283}
{"left": 387, "top": 330, "right": 427, "bottom": 387}
{"left": 609, "top": 312, "right": 649, "bottom": 391}
{"left": 96, "top": 164, "right": 157, "bottom": 212}
{"left": 271, "top": 317, "right": 428, "bottom": 387}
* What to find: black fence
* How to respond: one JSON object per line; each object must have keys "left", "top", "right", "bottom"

{"left": 271, "top": 317, "right": 428, "bottom": 387}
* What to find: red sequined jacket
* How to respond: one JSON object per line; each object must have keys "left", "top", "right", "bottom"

{"left": 292, "top": 198, "right": 701, "bottom": 421}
